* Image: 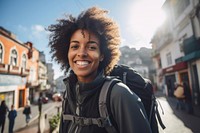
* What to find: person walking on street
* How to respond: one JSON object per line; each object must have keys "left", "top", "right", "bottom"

{"left": 48, "top": 6, "right": 152, "bottom": 133}
{"left": 38, "top": 92, "right": 43, "bottom": 115}
{"left": 0, "top": 100, "right": 9, "bottom": 133}
{"left": 23, "top": 100, "right": 31, "bottom": 126}
{"left": 38, "top": 92, "right": 43, "bottom": 133}
{"left": 8, "top": 105, "right": 17, "bottom": 133}
{"left": 174, "top": 82, "right": 185, "bottom": 110}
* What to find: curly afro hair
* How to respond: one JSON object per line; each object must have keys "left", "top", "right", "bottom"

{"left": 48, "top": 6, "right": 121, "bottom": 75}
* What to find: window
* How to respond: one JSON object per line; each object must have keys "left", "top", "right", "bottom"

{"left": 179, "top": 34, "right": 187, "bottom": 52}
{"left": 10, "top": 49, "right": 18, "bottom": 66}
{"left": 29, "top": 67, "right": 36, "bottom": 82}
{"left": 0, "top": 44, "right": 3, "bottom": 63}
{"left": 22, "top": 54, "right": 27, "bottom": 68}
{"left": 158, "top": 58, "right": 162, "bottom": 68}
{"left": 166, "top": 52, "right": 172, "bottom": 65}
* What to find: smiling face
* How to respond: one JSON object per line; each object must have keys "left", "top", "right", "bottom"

{"left": 68, "top": 29, "right": 103, "bottom": 83}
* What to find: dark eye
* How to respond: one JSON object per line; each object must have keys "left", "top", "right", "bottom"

{"left": 70, "top": 43, "right": 79, "bottom": 50}
{"left": 88, "top": 41, "right": 98, "bottom": 50}
{"left": 88, "top": 45, "right": 97, "bottom": 50}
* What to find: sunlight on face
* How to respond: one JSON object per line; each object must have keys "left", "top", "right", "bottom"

{"left": 129, "top": 0, "right": 166, "bottom": 40}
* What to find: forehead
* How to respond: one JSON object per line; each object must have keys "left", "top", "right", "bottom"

{"left": 70, "top": 29, "right": 99, "bottom": 41}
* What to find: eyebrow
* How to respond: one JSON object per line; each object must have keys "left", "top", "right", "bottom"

{"left": 70, "top": 40, "right": 99, "bottom": 45}
{"left": 70, "top": 40, "right": 79, "bottom": 43}
{"left": 88, "top": 41, "right": 99, "bottom": 45}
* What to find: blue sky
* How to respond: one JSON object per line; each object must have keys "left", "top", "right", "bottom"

{"left": 0, "top": 0, "right": 165, "bottom": 79}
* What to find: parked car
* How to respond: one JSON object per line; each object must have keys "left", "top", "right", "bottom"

{"left": 52, "top": 93, "right": 62, "bottom": 102}
{"left": 42, "top": 96, "right": 49, "bottom": 104}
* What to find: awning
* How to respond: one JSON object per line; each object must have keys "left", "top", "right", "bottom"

{"left": 163, "top": 62, "right": 187, "bottom": 74}
{"left": 176, "top": 50, "right": 200, "bottom": 63}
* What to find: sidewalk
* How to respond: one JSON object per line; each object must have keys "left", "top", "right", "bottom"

{"left": 15, "top": 113, "right": 50, "bottom": 133}
{"left": 155, "top": 90, "right": 200, "bottom": 117}
{"left": 155, "top": 90, "right": 200, "bottom": 132}
{"left": 15, "top": 102, "right": 61, "bottom": 133}
{"left": 14, "top": 102, "right": 61, "bottom": 133}
{"left": 10, "top": 102, "right": 62, "bottom": 133}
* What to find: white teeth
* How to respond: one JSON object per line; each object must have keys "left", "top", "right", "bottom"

{"left": 76, "top": 61, "right": 89, "bottom": 66}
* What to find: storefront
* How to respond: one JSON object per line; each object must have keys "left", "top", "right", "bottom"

{"left": 163, "top": 62, "right": 188, "bottom": 97}
{"left": 0, "top": 86, "right": 16, "bottom": 109}
{"left": 0, "top": 74, "right": 27, "bottom": 109}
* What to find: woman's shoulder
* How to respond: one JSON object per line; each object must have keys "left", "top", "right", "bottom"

{"left": 111, "top": 82, "right": 139, "bottom": 100}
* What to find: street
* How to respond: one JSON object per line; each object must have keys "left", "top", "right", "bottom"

{"left": 3, "top": 101, "right": 61, "bottom": 133}
{"left": 157, "top": 92, "right": 200, "bottom": 133}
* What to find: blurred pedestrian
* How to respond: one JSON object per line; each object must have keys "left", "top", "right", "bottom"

{"left": 38, "top": 92, "right": 43, "bottom": 114}
{"left": 23, "top": 100, "right": 31, "bottom": 126}
{"left": 174, "top": 82, "right": 185, "bottom": 110}
{"left": 38, "top": 92, "right": 43, "bottom": 133}
{"left": 0, "top": 100, "right": 9, "bottom": 133}
{"left": 183, "top": 81, "right": 194, "bottom": 114}
{"left": 8, "top": 105, "right": 17, "bottom": 133}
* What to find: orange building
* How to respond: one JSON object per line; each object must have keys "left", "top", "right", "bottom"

{"left": 25, "top": 42, "right": 40, "bottom": 104}
{"left": 0, "top": 27, "right": 39, "bottom": 109}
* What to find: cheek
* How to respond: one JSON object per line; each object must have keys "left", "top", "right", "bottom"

{"left": 68, "top": 51, "right": 73, "bottom": 63}
{"left": 94, "top": 54, "right": 102, "bottom": 63}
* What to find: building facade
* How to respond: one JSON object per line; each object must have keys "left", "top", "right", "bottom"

{"left": 0, "top": 27, "right": 53, "bottom": 108}
{"left": 0, "top": 27, "right": 30, "bottom": 108}
{"left": 151, "top": 0, "right": 200, "bottom": 105}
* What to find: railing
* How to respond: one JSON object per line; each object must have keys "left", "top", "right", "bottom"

{"left": 0, "top": 63, "right": 8, "bottom": 73}
{"left": 9, "top": 65, "right": 21, "bottom": 74}
{"left": 21, "top": 68, "right": 30, "bottom": 76}
{"left": 151, "top": 50, "right": 159, "bottom": 57}
{"left": 0, "top": 63, "right": 30, "bottom": 76}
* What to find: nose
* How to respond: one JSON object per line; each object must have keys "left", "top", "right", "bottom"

{"left": 77, "top": 47, "right": 88, "bottom": 57}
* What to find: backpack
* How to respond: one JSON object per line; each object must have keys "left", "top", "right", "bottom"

{"left": 100, "top": 64, "right": 166, "bottom": 133}
{"left": 62, "top": 65, "right": 165, "bottom": 132}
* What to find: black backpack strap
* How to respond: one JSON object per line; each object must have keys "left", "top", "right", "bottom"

{"left": 155, "top": 100, "right": 166, "bottom": 129}
{"left": 149, "top": 91, "right": 166, "bottom": 130}
{"left": 99, "top": 78, "right": 120, "bottom": 133}
{"left": 144, "top": 79, "right": 166, "bottom": 131}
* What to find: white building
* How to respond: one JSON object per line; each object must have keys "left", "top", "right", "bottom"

{"left": 151, "top": 0, "right": 200, "bottom": 105}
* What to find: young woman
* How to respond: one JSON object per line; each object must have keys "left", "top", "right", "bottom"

{"left": 48, "top": 6, "right": 152, "bottom": 133}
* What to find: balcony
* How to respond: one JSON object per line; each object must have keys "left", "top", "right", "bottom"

{"left": 26, "top": 80, "right": 39, "bottom": 87}
{"left": 175, "top": 36, "right": 200, "bottom": 63}
{"left": 157, "top": 33, "right": 173, "bottom": 51}
{"left": 21, "top": 68, "right": 29, "bottom": 76}
{"left": 151, "top": 50, "right": 160, "bottom": 58}
{"left": 183, "top": 36, "right": 200, "bottom": 55}
{"left": 0, "top": 63, "right": 8, "bottom": 73}
{"left": 0, "top": 63, "right": 30, "bottom": 77}
{"left": 9, "top": 65, "right": 21, "bottom": 75}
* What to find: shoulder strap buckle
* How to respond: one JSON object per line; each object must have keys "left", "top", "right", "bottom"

{"left": 96, "top": 117, "right": 112, "bottom": 127}
{"left": 73, "top": 116, "right": 84, "bottom": 126}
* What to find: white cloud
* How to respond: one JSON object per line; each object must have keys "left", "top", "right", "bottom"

{"left": 31, "top": 24, "right": 48, "bottom": 39}
{"left": 32, "top": 25, "right": 45, "bottom": 32}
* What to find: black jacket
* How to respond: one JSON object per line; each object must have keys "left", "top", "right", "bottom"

{"left": 60, "top": 71, "right": 152, "bottom": 133}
